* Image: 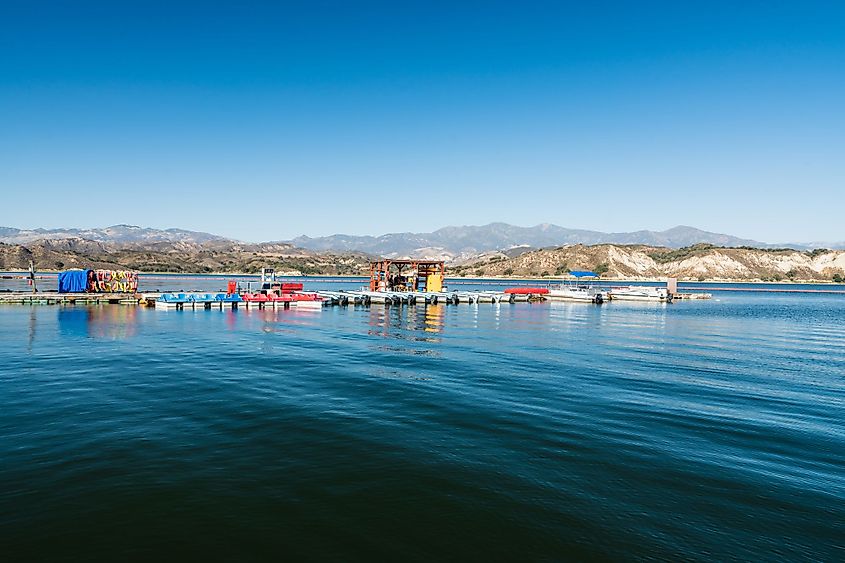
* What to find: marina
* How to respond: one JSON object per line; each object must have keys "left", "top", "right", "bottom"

{"left": 0, "top": 264, "right": 709, "bottom": 308}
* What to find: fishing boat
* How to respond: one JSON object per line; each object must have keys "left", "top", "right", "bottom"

{"left": 546, "top": 271, "right": 607, "bottom": 304}
{"left": 608, "top": 286, "right": 673, "bottom": 302}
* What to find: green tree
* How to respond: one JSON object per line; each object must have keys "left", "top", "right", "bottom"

{"left": 503, "top": 268, "right": 514, "bottom": 276}
{"left": 833, "top": 273, "right": 843, "bottom": 283}
{"left": 594, "top": 263, "right": 609, "bottom": 276}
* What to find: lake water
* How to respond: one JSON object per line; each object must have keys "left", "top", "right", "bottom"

{"left": 1, "top": 291, "right": 843, "bottom": 560}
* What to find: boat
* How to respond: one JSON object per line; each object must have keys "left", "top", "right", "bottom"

{"left": 608, "top": 286, "right": 673, "bottom": 302}
{"left": 289, "top": 292, "right": 326, "bottom": 308}
{"left": 545, "top": 271, "right": 607, "bottom": 304}
{"left": 504, "top": 287, "right": 549, "bottom": 295}
{"left": 546, "top": 285, "right": 606, "bottom": 303}
{"left": 477, "top": 291, "right": 512, "bottom": 303}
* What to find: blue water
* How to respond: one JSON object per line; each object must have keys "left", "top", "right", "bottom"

{"left": 1, "top": 295, "right": 843, "bottom": 560}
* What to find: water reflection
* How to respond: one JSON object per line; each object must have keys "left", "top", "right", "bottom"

{"left": 424, "top": 304, "right": 444, "bottom": 334}
{"left": 239, "top": 306, "right": 323, "bottom": 334}
{"left": 367, "top": 304, "right": 444, "bottom": 343}
{"left": 57, "top": 306, "right": 139, "bottom": 340}
{"left": 27, "top": 307, "right": 36, "bottom": 353}
{"left": 366, "top": 306, "right": 392, "bottom": 338}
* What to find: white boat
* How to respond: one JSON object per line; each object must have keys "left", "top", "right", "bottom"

{"left": 608, "top": 286, "right": 673, "bottom": 302}
{"left": 291, "top": 299, "right": 325, "bottom": 308}
{"left": 545, "top": 270, "right": 607, "bottom": 304}
{"left": 481, "top": 291, "right": 514, "bottom": 303}
{"left": 546, "top": 285, "right": 606, "bottom": 303}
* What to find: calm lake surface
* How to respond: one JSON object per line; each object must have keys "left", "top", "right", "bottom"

{"left": 1, "top": 291, "right": 843, "bottom": 560}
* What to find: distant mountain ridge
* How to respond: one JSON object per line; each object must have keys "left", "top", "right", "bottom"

{"left": 2, "top": 237, "right": 843, "bottom": 281}
{"left": 290, "top": 223, "right": 773, "bottom": 259}
{"left": 2, "top": 223, "right": 840, "bottom": 261}
{"left": 0, "top": 224, "right": 228, "bottom": 245}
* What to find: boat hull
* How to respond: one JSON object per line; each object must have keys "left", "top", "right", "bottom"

{"left": 608, "top": 286, "right": 672, "bottom": 302}
{"left": 546, "top": 289, "right": 605, "bottom": 303}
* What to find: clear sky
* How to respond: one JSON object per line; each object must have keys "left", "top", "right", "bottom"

{"left": 1, "top": 1, "right": 843, "bottom": 243}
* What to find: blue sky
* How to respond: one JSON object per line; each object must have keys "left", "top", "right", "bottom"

{"left": 1, "top": 1, "right": 843, "bottom": 243}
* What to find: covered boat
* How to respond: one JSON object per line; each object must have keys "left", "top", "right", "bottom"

{"left": 547, "top": 285, "right": 606, "bottom": 303}
{"left": 546, "top": 271, "right": 607, "bottom": 304}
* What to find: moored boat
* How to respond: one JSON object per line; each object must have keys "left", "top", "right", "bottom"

{"left": 546, "top": 285, "right": 606, "bottom": 303}
{"left": 504, "top": 287, "right": 549, "bottom": 295}
{"left": 608, "top": 286, "right": 673, "bottom": 302}
{"left": 545, "top": 270, "right": 606, "bottom": 304}
{"left": 290, "top": 292, "right": 326, "bottom": 307}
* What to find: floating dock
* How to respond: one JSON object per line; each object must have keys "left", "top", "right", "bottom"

{"left": 0, "top": 292, "right": 141, "bottom": 305}
{"left": 0, "top": 289, "right": 553, "bottom": 308}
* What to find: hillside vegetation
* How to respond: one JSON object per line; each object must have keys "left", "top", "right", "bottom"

{"left": 0, "top": 238, "right": 371, "bottom": 275}
{"left": 450, "top": 244, "right": 845, "bottom": 282}
{"left": 2, "top": 239, "right": 844, "bottom": 281}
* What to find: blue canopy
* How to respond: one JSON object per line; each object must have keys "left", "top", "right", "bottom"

{"left": 569, "top": 270, "right": 598, "bottom": 278}
{"left": 58, "top": 270, "right": 91, "bottom": 293}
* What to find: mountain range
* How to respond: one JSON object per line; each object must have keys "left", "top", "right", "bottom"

{"left": 0, "top": 224, "right": 227, "bottom": 245}
{"left": 289, "top": 223, "right": 773, "bottom": 259}
{"left": 2, "top": 223, "right": 843, "bottom": 280}
{"left": 1, "top": 223, "right": 842, "bottom": 261}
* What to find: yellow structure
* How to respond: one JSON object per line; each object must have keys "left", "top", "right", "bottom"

{"left": 426, "top": 273, "right": 443, "bottom": 292}
{"left": 369, "top": 259, "right": 447, "bottom": 292}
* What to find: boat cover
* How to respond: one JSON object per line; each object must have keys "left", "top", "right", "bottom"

{"left": 58, "top": 270, "right": 91, "bottom": 293}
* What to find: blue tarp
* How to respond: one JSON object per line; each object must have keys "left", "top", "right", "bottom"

{"left": 58, "top": 270, "right": 91, "bottom": 293}
{"left": 569, "top": 270, "right": 598, "bottom": 278}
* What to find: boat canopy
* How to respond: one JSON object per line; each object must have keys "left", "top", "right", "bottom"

{"left": 569, "top": 270, "right": 598, "bottom": 278}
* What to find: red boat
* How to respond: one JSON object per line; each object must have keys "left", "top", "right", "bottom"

{"left": 504, "top": 287, "right": 550, "bottom": 295}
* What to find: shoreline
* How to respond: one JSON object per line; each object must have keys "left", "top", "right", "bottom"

{"left": 2, "top": 270, "right": 843, "bottom": 285}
